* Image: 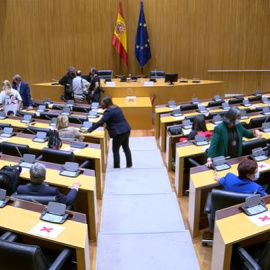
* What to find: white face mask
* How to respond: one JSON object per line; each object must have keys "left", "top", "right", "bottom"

{"left": 254, "top": 171, "right": 260, "bottom": 181}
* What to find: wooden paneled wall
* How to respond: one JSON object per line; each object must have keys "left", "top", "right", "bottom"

{"left": 0, "top": 0, "right": 269, "bottom": 94}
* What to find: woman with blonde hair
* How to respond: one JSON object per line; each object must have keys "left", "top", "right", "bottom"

{"left": 56, "top": 115, "right": 83, "bottom": 140}
{"left": 0, "top": 80, "right": 22, "bottom": 115}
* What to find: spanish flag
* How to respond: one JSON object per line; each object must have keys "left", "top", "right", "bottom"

{"left": 112, "top": 1, "right": 128, "bottom": 67}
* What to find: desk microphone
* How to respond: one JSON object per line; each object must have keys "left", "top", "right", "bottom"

{"left": 26, "top": 128, "right": 35, "bottom": 135}
{"left": 76, "top": 118, "right": 83, "bottom": 124}
{"left": 45, "top": 115, "right": 52, "bottom": 120}
{"left": 15, "top": 146, "right": 23, "bottom": 158}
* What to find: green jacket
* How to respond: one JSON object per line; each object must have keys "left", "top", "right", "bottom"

{"left": 207, "top": 122, "right": 254, "bottom": 158}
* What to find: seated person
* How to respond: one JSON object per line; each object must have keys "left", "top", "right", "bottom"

{"left": 17, "top": 163, "right": 81, "bottom": 206}
{"left": 56, "top": 115, "right": 83, "bottom": 140}
{"left": 188, "top": 115, "right": 212, "bottom": 140}
{"left": 0, "top": 80, "right": 22, "bottom": 115}
{"left": 214, "top": 158, "right": 267, "bottom": 197}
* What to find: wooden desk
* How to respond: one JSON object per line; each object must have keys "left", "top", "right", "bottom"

{"left": 212, "top": 200, "right": 270, "bottom": 270}
{"left": 0, "top": 156, "right": 97, "bottom": 241}
{"left": 189, "top": 157, "right": 270, "bottom": 239}
{"left": 102, "top": 79, "right": 224, "bottom": 105}
{"left": 32, "top": 79, "right": 224, "bottom": 108}
{"left": 0, "top": 134, "right": 103, "bottom": 201}
{"left": 175, "top": 131, "right": 270, "bottom": 199}
{"left": 0, "top": 116, "right": 108, "bottom": 173}
{"left": 112, "top": 97, "right": 152, "bottom": 130}
{"left": 31, "top": 82, "right": 64, "bottom": 101}
{"left": 0, "top": 205, "right": 90, "bottom": 269}
{"left": 160, "top": 103, "right": 269, "bottom": 152}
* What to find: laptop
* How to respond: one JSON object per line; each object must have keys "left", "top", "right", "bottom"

{"left": 49, "top": 118, "right": 57, "bottom": 126}
{"left": 262, "top": 122, "right": 270, "bottom": 133}
{"left": 171, "top": 109, "right": 182, "bottom": 117}
{"left": 37, "top": 105, "right": 46, "bottom": 113}
{"left": 262, "top": 107, "right": 270, "bottom": 115}
{"left": 182, "top": 119, "right": 192, "bottom": 129}
{"left": 0, "top": 112, "right": 6, "bottom": 120}
{"left": 212, "top": 156, "right": 231, "bottom": 171}
{"left": 261, "top": 97, "right": 270, "bottom": 105}
{"left": 60, "top": 162, "right": 80, "bottom": 177}
{"left": 44, "top": 98, "right": 52, "bottom": 105}
{"left": 212, "top": 115, "right": 223, "bottom": 125}
{"left": 214, "top": 95, "right": 222, "bottom": 102}
{"left": 33, "top": 132, "right": 47, "bottom": 143}
{"left": 167, "top": 100, "right": 176, "bottom": 108}
{"left": 1, "top": 127, "right": 13, "bottom": 138}
{"left": 221, "top": 102, "right": 230, "bottom": 110}
{"left": 193, "top": 134, "right": 209, "bottom": 146}
{"left": 191, "top": 98, "right": 199, "bottom": 104}
{"left": 21, "top": 114, "right": 32, "bottom": 123}
{"left": 88, "top": 111, "right": 98, "bottom": 119}
{"left": 243, "top": 99, "right": 251, "bottom": 107}
{"left": 80, "top": 121, "right": 93, "bottom": 131}
{"left": 91, "top": 102, "right": 99, "bottom": 109}
{"left": 197, "top": 106, "right": 208, "bottom": 113}
{"left": 252, "top": 147, "right": 268, "bottom": 162}
{"left": 61, "top": 107, "right": 71, "bottom": 116}
{"left": 66, "top": 100, "right": 74, "bottom": 107}
{"left": 19, "top": 154, "right": 36, "bottom": 168}
{"left": 240, "top": 110, "right": 249, "bottom": 119}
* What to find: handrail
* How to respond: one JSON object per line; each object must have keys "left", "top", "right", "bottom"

{"left": 208, "top": 69, "right": 270, "bottom": 72}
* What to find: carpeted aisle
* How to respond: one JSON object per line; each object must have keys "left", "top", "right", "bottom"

{"left": 96, "top": 137, "right": 200, "bottom": 270}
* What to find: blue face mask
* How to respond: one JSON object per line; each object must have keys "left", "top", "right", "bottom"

{"left": 235, "top": 120, "right": 240, "bottom": 125}
{"left": 254, "top": 171, "right": 260, "bottom": 181}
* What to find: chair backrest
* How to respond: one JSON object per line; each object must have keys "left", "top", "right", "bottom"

{"left": 208, "top": 100, "right": 223, "bottom": 107}
{"left": 27, "top": 127, "right": 51, "bottom": 135}
{"left": 68, "top": 115, "right": 87, "bottom": 124}
{"left": 0, "top": 239, "right": 49, "bottom": 270}
{"left": 1, "top": 142, "right": 30, "bottom": 157}
{"left": 208, "top": 111, "right": 227, "bottom": 119}
{"left": 180, "top": 104, "right": 198, "bottom": 111}
{"left": 248, "top": 96, "right": 261, "bottom": 102}
{"left": 11, "top": 194, "right": 57, "bottom": 205}
{"left": 0, "top": 123, "right": 11, "bottom": 129}
{"left": 258, "top": 241, "right": 270, "bottom": 269}
{"left": 248, "top": 116, "right": 268, "bottom": 129}
{"left": 41, "top": 148, "right": 74, "bottom": 164}
{"left": 150, "top": 70, "right": 165, "bottom": 79}
{"left": 209, "top": 189, "right": 251, "bottom": 232}
{"left": 72, "top": 105, "right": 89, "bottom": 113}
{"left": 242, "top": 138, "right": 267, "bottom": 156}
{"left": 228, "top": 98, "right": 244, "bottom": 105}
{"left": 39, "top": 112, "right": 59, "bottom": 120}
{"left": 185, "top": 114, "right": 205, "bottom": 122}
{"left": 97, "top": 70, "right": 113, "bottom": 80}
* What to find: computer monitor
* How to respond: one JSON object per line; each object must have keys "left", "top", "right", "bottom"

{"left": 165, "top": 74, "right": 178, "bottom": 85}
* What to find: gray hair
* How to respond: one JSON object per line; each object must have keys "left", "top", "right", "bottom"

{"left": 13, "top": 75, "right": 21, "bottom": 82}
{"left": 30, "top": 163, "right": 46, "bottom": 184}
{"left": 68, "top": 66, "right": 75, "bottom": 73}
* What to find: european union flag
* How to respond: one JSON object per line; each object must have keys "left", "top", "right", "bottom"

{"left": 134, "top": 1, "right": 151, "bottom": 68}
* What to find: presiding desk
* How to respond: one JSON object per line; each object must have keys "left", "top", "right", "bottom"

{"left": 112, "top": 97, "right": 152, "bottom": 130}
{"left": 0, "top": 133, "right": 103, "bottom": 201}
{"left": 212, "top": 196, "right": 270, "bottom": 270}
{"left": 188, "top": 156, "right": 270, "bottom": 239}
{"left": 0, "top": 155, "right": 98, "bottom": 241}
{"left": 31, "top": 79, "right": 224, "bottom": 105}
{"left": 0, "top": 205, "right": 90, "bottom": 270}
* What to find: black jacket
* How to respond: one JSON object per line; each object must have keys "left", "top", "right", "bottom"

{"left": 88, "top": 106, "right": 130, "bottom": 138}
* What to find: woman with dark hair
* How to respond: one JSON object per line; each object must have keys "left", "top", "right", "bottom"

{"left": 87, "top": 96, "right": 132, "bottom": 168}
{"left": 188, "top": 115, "right": 209, "bottom": 140}
{"left": 206, "top": 107, "right": 261, "bottom": 167}
{"left": 214, "top": 158, "right": 267, "bottom": 197}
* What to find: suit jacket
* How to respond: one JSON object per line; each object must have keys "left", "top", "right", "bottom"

{"left": 13, "top": 81, "right": 33, "bottom": 107}
{"left": 17, "top": 183, "right": 78, "bottom": 206}
{"left": 88, "top": 106, "right": 130, "bottom": 138}
{"left": 207, "top": 122, "right": 254, "bottom": 158}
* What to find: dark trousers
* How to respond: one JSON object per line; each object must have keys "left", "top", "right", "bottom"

{"left": 112, "top": 131, "right": 132, "bottom": 168}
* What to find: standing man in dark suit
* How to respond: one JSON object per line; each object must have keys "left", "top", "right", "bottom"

{"left": 12, "top": 75, "right": 33, "bottom": 111}
{"left": 59, "top": 66, "right": 76, "bottom": 100}
{"left": 17, "top": 163, "right": 81, "bottom": 206}
{"left": 87, "top": 96, "right": 132, "bottom": 168}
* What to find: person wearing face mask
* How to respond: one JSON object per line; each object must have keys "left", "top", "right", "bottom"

{"left": 87, "top": 96, "right": 132, "bottom": 169}
{"left": 213, "top": 158, "right": 267, "bottom": 197}
{"left": 59, "top": 66, "right": 76, "bottom": 100}
{"left": 206, "top": 107, "right": 262, "bottom": 167}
